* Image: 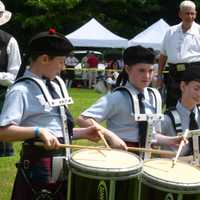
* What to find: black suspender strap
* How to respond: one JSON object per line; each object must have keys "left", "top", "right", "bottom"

{"left": 165, "top": 108, "right": 183, "bottom": 133}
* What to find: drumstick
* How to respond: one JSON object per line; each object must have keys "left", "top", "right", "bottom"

{"left": 171, "top": 129, "right": 189, "bottom": 168}
{"left": 34, "top": 142, "right": 111, "bottom": 151}
{"left": 90, "top": 119, "right": 110, "bottom": 149}
{"left": 97, "top": 131, "right": 110, "bottom": 149}
{"left": 34, "top": 142, "right": 175, "bottom": 156}
{"left": 127, "top": 147, "right": 176, "bottom": 156}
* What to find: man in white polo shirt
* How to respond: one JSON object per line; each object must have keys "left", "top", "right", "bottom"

{"left": 158, "top": 0, "right": 200, "bottom": 108}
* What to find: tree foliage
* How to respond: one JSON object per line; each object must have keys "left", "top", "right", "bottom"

{"left": 3, "top": 0, "right": 200, "bottom": 52}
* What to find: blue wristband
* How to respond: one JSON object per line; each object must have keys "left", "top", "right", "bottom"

{"left": 34, "top": 127, "right": 41, "bottom": 138}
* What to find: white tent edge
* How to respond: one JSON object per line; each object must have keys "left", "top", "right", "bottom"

{"left": 66, "top": 18, "right": 128, "bottom": 48}
{"left": 128, "top": 19, "right": 170, "bottom": 51}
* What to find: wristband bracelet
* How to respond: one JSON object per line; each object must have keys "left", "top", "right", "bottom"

{"left": 34, "top": 127, "right": 41, "bottom": 138}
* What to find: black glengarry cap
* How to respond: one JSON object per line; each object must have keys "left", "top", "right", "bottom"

{"left": 123, "top": 45, "right": 155, "bottom": 66}
{"left": 28, "top": 28, "right": 74, "bottom": 57}
{"left": 182, "top": 64, "right": 200, "bottom": 82}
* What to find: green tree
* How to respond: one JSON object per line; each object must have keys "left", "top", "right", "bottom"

{"left": 4, "top": 0, "right": 199, "bottom": 53}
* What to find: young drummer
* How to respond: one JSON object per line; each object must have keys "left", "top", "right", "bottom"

{"left": 161, "top": 65, "right": 200, "bottom": 156}
{"left": 0, "top": 29, "right": 103, "bottom": 200}
{"left": 77, "top": 46, "right": 182, "bottom": 150}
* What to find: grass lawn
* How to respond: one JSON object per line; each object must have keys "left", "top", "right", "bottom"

{"left": 0, "top": 88, "right": 103, "bottom": 200}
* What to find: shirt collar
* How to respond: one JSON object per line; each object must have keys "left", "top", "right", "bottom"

{"left": 125, "top": 81, "right": 150, "bottom": 100}
{"left": 179, "top": 21, "right": 199, "bottom": 35}
{"left": 126, "top": 81, "right": 141, "bottom": 95}
{"left": 24, "top": 69, "right": 47, "bottom": 83}
{"left": 177, "top": 101, "right": 198, "bottom": 116}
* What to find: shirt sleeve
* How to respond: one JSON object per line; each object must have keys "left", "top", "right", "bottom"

{"left": 0, "top": 37, "right": 21, "bottom": 87}
{"left": 152, "top": 120, "right": 161, "bottom": 143}
{"left": 160, "top": 28, "right": 170, "bottom": 56}
{"left": 161, "top": 114, "right": 176, "bottom": 136}
{"left": 0, "top": 88, "right": 24, "bottom": 126}
{"left": 81, "top": 93, "right": 117, "bottom": 123}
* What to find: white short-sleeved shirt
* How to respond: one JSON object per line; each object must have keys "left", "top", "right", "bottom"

{"left": 0, "top": 36, "right": 21, "bottom": 87}
{"left": 161, "top": 22, "right": 200, "bottom": 64}
{"left": 161, "top": 101, "right": 200, "bottom": 155}
{"left": 81, "top": 82, "right": 160, "bottom": 142}
{"left": 0, "top": 70, "right": 65, "bottom": 138}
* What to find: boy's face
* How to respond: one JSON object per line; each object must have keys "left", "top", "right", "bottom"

{"left": 125, "top": 63, "right": 154, "bottom": 91}
{"left": 45, "top": 56, "right": 65, "bottom": 79}
{"left": 181, "top": 81, "right": 200, "bottom": 105}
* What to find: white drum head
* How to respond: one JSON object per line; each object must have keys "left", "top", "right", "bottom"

{"left": 143, "top": 159, "right": 200, "bottom": 193}
{"left": 70, "top": 149, "right": 142, "bottom": 179}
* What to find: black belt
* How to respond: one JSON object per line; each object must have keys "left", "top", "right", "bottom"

{"left": 125, "top": 141, "right": 139, "bottom": 147}
{"left": 168, "top": 62, "right": 200, "bottom": 72}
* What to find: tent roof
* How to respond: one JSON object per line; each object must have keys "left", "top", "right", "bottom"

{"left": 66, "top": 18, "right": 128, "bottom": 48}
{"left": 128, "top": 19, "right": 170, "bottom": 50}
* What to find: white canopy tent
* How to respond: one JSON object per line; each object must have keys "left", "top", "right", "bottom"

{"left": 128, "top": 19, "right": 170, "bottom": 51}
{"left": 66, "top": 18, "right": 128, "bottom": 48}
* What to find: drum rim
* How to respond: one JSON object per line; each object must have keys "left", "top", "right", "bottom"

{"left": 69, "top": 149, "right": 143, "bottom": 178}
{"left": 142, "top": 158, "right": 200, "bottom": 193}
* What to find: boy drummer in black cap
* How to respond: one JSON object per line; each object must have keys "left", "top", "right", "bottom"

{"left": 0, "top": 29, "right": 102, "bottom": 200}
{"left": 77, "top": 45, "right": 183, "bottom": 151}
{"left": 161, "top": 65, "right": 200, "bottom": 157}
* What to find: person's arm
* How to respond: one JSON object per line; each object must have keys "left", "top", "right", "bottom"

{"left": 72, "top": 126, "right": 100, "bottom": 142}
{"left": 155, "top": 53, "right": 167, "bottom": 88}
{"left": 158, "top": 53, "right": 167, "bottom": 77}
{"left": 0, "top": 37, "right": 21, "bottom": 86}
{"left": 155, "top": 133, "right": 185, "bottom": 147}
{"left": 155, "top": 115, "right": 187, "bottom": 147}
{"left": 76, "top": 115, "right": 127, "bottom": 150}
{"left": 0, "top": 124, "right": 60, "bottom": 149}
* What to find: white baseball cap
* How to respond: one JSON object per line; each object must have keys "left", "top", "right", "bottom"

{"left": 0, "top": 1, "right": 11, "bottom": 26}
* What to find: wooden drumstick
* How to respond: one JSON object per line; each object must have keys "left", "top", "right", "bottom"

{"left": 127, "top": 147, "right": 176, "bottom": 156}
{"left": 171, "top": 129, "right": 189, "bottom": 168}
{"left": 35, "top": 141, "right": 110, "bottom": 151}
{"left": 34, "top": 142, "right": 175, "bottom": 156}
{"left": 90, "top": 118, "right": 110, "bottom": 149}
{"left": 97, "top": 130, "right": 110, "bottom": 149}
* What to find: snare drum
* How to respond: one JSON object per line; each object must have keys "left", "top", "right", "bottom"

{"left": 141, "top": 159, "right": 200, "bottom": 200}
{"left": 67, "top": 149, "right": 142, "bottom": 200}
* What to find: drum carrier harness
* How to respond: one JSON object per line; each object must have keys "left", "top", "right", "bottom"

{"left": 15, "top": 75, "right": 73, "bottom": 200}
{"left": 165, "top": 107, "right": 200, "bottom": 165}
{"left": 114, "top": 85, "right": 163, "bottom": 159}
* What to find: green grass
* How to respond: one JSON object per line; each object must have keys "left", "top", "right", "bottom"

{"left": 0, "top": 88, "right": 103, "bottom": 200}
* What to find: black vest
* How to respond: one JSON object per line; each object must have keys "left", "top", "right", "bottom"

{"left": 0, "top": 30, "right": 12, "bottom": 72}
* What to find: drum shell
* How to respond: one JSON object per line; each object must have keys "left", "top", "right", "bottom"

{"left": 67, "top": 149, "right": 142, "bottom": 200}
{"left": 141, "top": 158, "right": 200, "bottom": 200}
{"left": 69, "top": 174, "right": 139, "bottom": 200}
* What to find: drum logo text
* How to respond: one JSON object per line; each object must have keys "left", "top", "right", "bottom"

{"left": 97, "top": 180, "right": 108, "bottom": 200}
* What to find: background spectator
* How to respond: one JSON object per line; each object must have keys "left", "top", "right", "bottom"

{"left": 0, "top": 1, "right": 21, "bottom": 157}
{"left": 61, "top": 52, "right": 79, "bottom": 88}
{"left": 87, "top": 51, "right": 99, "bottom": 89}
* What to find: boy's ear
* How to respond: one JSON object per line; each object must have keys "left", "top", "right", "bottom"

{"left": 41, "top": 54, "right": 49, "bottom": 64}
{"left": 180, "top": 81, "right": 186, "bottom": 92}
